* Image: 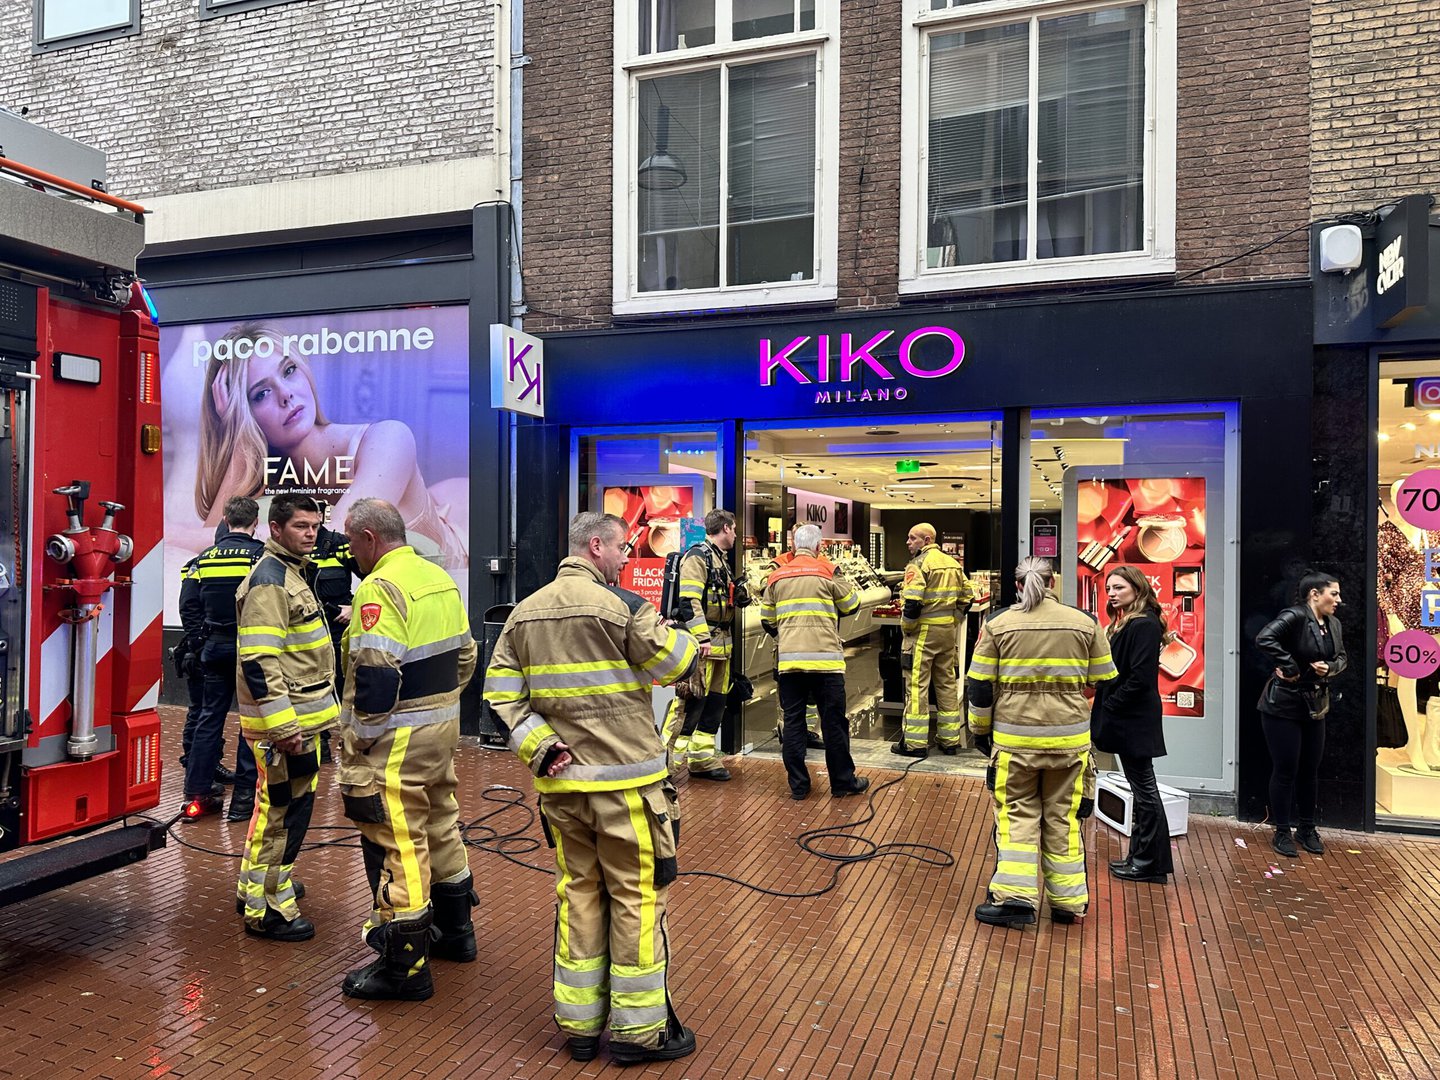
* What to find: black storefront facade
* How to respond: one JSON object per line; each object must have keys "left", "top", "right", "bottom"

{"left": 147, "top": 206, "right": 514, "bottom": 734}
{"left": 511, "top": 280, "right": 1375, "bottom": 828}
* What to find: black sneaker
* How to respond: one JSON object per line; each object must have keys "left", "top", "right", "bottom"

{"left": 974, "top": 900, "right": 1036, "bottom": 929}
{"left": 1295, "top": 826, "right": 1325, "bottom": 855}
{"left": 610, "top": 1024, "right": 696, "bottom": 1065}
{"left": 689, "top": 767, "right": 731, "bottom": 782}
{"left": 791, "top": 788, "right": 811, "bottom": 801}
{"left": 214, "top": 765, "right": 237, "bottom": 785}
{"left": 831, "top": 778, "right": 870, "bottom": 798}
{"left": 1271, "top": 828, "right": 1299, "bottom": 858}
{"left": 180, "top": 794, "right": 224, "bottom": 822}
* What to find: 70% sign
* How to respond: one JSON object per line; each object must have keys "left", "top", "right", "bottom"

{"left": 1389, "top": 469, "right": 1440, "bottom": 677}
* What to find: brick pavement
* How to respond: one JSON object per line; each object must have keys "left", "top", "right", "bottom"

{"left": 1, "top": 706, "right": 1438, "bottom": 1079}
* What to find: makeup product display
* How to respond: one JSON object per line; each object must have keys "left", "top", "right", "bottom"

{"left": 1159, "top": 635, "right": 1197, "bottom": 679}
{"left": 1135, "top": 513, "right": 1188, "bottom": 563}
{"left": 1078, "top": 525, "right": 1132, "bottom": 572}
{"left": 1173, "top": 565, "right": 1203, "bottom": 595}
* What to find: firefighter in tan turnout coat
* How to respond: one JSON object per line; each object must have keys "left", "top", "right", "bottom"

{"left": 484, "top": 512, "right": 700, "bottom": 1067}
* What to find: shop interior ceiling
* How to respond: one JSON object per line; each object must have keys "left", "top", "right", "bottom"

{"left": 1379, "top": 373, "right": 1440, "bottom": 485}
{"left": 667, "top": 422, "right": 1129, "bottom": 512}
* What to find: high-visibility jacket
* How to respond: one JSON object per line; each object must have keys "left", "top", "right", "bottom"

{"left": 312, "top": 524, "right": 358, "bottom": 643}
{"left": 483, "top": 557, "right": 697, "bottom": 793}
{"left": 340, "top": 545, "right": 477, "bottom": 740}
{"left": 901, "top": 543, "right": 974, "bottom": 636}
{"left": 235, "top": 539, "right": 340, "bottom": 742}
{"left": 676, "top": 540, "right": 734, "bottom": 656}
{"left": 759, "top": 553, "right": 860, "bottom": 673}
{"left": 965, "top": 593, "right": 1117, "bottom": 762}
{"left": 196, "top": 530, "right": 264, "bottom": 643}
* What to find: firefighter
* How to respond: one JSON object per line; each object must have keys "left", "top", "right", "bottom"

{"left": 759, "top": 523, "right": 868, "bottom": 801}
{"left": 337, "top": 498, "right": 478, "bottom": 1001}
{"left": 768, "top": 533, "right": 831, "bottom": 752}
{"left": 484, "top": 512, "right": 699, "bottom": 1065}
{"left": 893, "top": 522, "right": 973, "bottom": 758}
{"left": 182, "top": 498, "right": 263, "bottom": 821}
{"left": 966, "top": 558, "right": 1115, "bottom": 928}
{"left": 668, "top": 508, "right": 740, "bottom": 781}
{"left": 312, "top": 520, "right": 358, "bottom": 765}
{"left": 233, "top": 494, "right": 340, "bottom": 941}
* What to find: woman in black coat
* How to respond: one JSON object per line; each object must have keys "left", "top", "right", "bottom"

{"left": 1092, "top": 565, "right": 1174, "bottom": 884}
{"left": 1256, "top": 570, "right": 1346, "bottom": 858}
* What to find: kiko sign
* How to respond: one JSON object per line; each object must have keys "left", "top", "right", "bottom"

{"left": 760, "top": 326, "right": 966, "bottom": 405}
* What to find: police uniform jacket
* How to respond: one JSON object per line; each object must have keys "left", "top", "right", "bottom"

{"left": 196, "top": 530, "right": 265, "bottom": 648}
{"left": 966, "top": 593, "right": 1117, "bottom": 764}
{"left": 484, "top": 557, "right": 698, "bottom": 793}
{"left": 312, "top": 525, "right": 358, "bottom": 643}
{"left": 235, "top": 538, "right": 340, "bottom": 743}
{"left": 677, "top": 540, "right": 734, "bottom": 656}
{"left": 901, "top": 543, "right": 973, "bottom": 639}
{"left": 178, "top": 557, "right": 204, "bottom": 645}
{"left": 759, "top": 553, "right": 860, "bottom": 673}
{"left": 340, "top": 545, "right": 477, "bottom": 741}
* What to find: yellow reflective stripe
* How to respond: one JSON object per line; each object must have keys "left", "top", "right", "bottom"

{"left": 282, "top": 637, "right": 333, "bottom": 653}
{"left": 238, "top": 644, "right": 282, "bottom": 657}
{"left": 532, "top": 681, "right": 646, "bottom": 699}
{"left": 994, "top": 730, "right": 1091, "bottom": 750}
{"left": 553, "top": 815, "right": 571, "bottom": 959}
{"left": 519, "top": 722, "right": 559, "bottom": 763}
{"left": 535, "top": 766, "right": 670, "bottom": 793}
{"left": 526, "top": 660, "right": 637, "bottom": 674}
{"left": 239, "top": 624, "right": 286, "bottom": 638}
{"left": 778, "top": 659, "right": 845, "bottom": 671}
{"left": 625, "top": 788, "right": 656, "bottom": 968}
{"left": 384, "top": 727, "right": 424, "bottom": 909}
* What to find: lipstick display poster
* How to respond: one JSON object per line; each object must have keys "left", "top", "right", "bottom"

{"left": 1073, "top": 477, "right": 1208, "bottom": 718}
{"left": 158, "top": 305, "right": 471, "bottom": 625}
{"left": 599, "top": 476, "right": 709, "bottom": 607}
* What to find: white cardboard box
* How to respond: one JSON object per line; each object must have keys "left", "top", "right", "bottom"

{"left": 1095, "top": 770, "right": 1190, "bottom": 837}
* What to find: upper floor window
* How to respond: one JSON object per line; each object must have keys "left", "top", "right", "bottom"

{"left": 900, "top": 0, "right": 1176, "bottom": 293}
{"left": 616, "top": 2, "right": 839, "bottom": 315}
{"left": 33, "top": 0, "right": 139, "bottom": 52}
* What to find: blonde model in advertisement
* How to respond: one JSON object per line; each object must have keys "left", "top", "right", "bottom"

{"left": 193, "top": 323, "right": 467, "bottom": 569}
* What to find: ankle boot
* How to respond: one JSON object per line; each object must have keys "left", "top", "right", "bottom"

{"left": 1271, "top": 827, "right": 1298, "bottom": 858}
{"left": 431, "top": 875, "right": 479, "bottom": 962}
{"left": 342, "top": 909, "right": 435, "bottom": 1001}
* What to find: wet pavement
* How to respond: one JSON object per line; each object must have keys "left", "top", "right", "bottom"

{"left": 1, "top": 705, "right": 1438, "bottom": 1079}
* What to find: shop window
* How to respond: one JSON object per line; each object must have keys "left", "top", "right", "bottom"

{"left": 33, "top": 0, "right": 139, "bottom": 52}
{"left": 200, "top": 0, "right": 304, "bottom": 19}
{"left": 616, "top": 2, "right": 839, "bottom": 315}
{"left": 900, "top": 0, "right": 1177, "bottom": 294}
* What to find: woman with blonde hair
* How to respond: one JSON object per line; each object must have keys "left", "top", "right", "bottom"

{"left": 194, "top": 322, "right": 467, "bottom": 568}
{"left": 1092, "top": 565, "right": 1173, "bottom": 884}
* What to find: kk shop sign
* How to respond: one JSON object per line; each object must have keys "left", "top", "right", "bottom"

{"left": 759, "top": 326, "right": 966, "bottom": 405}
{"left": 490, "top": 324, "right": 544, "bottom": 418}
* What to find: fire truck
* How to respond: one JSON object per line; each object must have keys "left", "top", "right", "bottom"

{"left": 0, "top": 111, "right": 168, "bottom": 907}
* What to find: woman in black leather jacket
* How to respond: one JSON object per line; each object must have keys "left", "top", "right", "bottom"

{"left": 1256, "top": 571, "right": 1346, "bottom": 858}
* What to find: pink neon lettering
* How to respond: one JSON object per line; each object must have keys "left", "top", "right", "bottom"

{"left": 898, "top": 326, "right": 965, "bottom": 379}
{"left": 509, "top": 340, "right": 542, "bottom": 403}
{"left": 840, "top": 332, "right": 895, "bottom": 381}
{"left": 760, "top": 335, "right": 812, "bottom": 386}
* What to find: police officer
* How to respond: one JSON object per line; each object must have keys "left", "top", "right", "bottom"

{"left": 484, "top": 512, "right": 699, "bottom": 1065}
{"left": 759, "top": 523, "right": 868, "bottom": 801}
{"left": 893, "top": 522, "right": 973, "bottom": 758}
{"left": 234, "top": 494, "right": 340, "bottom": 941}
{"left": 182, "top": 497, "right": 263, "bottom": 820}
{"left": 337, "top": 498, "right": 478, "bottom": 1002}
{"left": 966, "top": 558, "right": 1116, "bottom": 928}
{"left": 312, "top": 520, "right": 358, "bottom": 764}
{"left": 669, "top": 508, "right": 739, "bottom": 781}
{"left": 176, "top": 555, "right": 234, "bottom": 787}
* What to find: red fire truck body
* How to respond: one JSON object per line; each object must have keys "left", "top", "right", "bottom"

{"left": 0, "top": 115, "right": 168, "bottom": 905}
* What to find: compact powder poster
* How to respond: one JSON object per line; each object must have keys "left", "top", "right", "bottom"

{"left": 159, "top": 306, "right": 470, "bottom": 624}
{"left": 1074, "top": 477, "right": 1207, "bottom": 718}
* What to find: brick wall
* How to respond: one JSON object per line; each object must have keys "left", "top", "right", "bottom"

{"left": 0, "top": 0, "right": 496, "bottom": 203}
{"left": 1311, "top": 0, "right": 1440, "bottom": 217}
{"left": 525, "top": 1, "right": 1315, "bottom": 332}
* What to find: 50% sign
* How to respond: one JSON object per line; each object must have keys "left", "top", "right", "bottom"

{"left": 1392, "top": 469, "right": 1440, "bottom": 676}
{"left": 1387, "top": 630, "right": 1440, "bottom": 679}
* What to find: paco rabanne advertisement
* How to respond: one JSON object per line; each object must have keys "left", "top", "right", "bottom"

{"left": 1074, "top": 477, "right": 1207, "bottom": 718}
{"left": 159, "top": 306, "right": 471, "bottom": 624}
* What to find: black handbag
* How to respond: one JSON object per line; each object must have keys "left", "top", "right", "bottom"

{"left": 1377, "top": 681, "right": 1408, "bottom": 748}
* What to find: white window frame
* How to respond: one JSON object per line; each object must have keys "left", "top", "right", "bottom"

{"left": 613, "top": 2, "right": 840, "bottom": 316}
{"left": 899, "top": 0, "right": 1176, "bottom": 294}
{"left": 33, "top": 0, "right": 139, "bottom": 53}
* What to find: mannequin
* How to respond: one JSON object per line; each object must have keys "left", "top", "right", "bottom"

{"left": 1378, "top": 480, "right": 1440, "bottom": 772}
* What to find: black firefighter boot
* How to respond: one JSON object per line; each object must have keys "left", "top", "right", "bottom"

{"left": 342, "top": 909, "right": 436, "bottom": 1001}
{"left": 431, "top": 875, "right": 480, "bottom": 963}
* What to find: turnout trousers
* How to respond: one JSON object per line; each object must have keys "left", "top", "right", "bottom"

{"left": 669, "top": 655, "right": 729, "bottom": 773}
{"left": 236, "top": 736, "right": 321, "bottom": 925}
{"left": 903, "top": 621, "right": 961, "bottom": 749}
{"left": 541, "top": 781, "right": 680, "bottom": 1050}
{"left": 339, "top": 718, "right": 470, "bottom": 931}
{"left": 988, "top": 750, "right": 1090, "bottom": 916}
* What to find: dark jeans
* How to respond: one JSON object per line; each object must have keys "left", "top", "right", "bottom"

{"left": 777, "top": 671, "right": 857, "bottom": 795}
{"left": 1261, "top": 711, "right": 1326, "bottom": 829}
{"left": 1118, "top": 754, "right": 1174, "bottom": 874}
{"left": 184, "top": 646, "right": 256, "bottom": 799}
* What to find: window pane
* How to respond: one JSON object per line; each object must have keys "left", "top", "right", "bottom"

{"left": 638, "top": 71, "right": 722, "bottom": 292}
{"left": 1037, "top": 7, "right": 1145, "bottom": 258}
{"left": 41, "top": 0, "right": 130, "bottom": 40}
{"left": 727, "top": 55, "right": 817, "bottom": 286}
{"left": 800, "top": 0, "right": 815, "bottom": 31}
{"left": 734, "top": 0, "right": 793, "bottom": 41}
{"left": 927, "top": 25, "right": 1030, "bottom": 267}
{"left": 639, "top": 0, "right": 716, "bottom": 55}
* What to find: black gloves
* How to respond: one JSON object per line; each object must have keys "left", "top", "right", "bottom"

{"left": 1078, "top": 797, "right": 1094, "bottom": 820}
{"left": 973, "top": 732, "right": 992, "bottom": 757}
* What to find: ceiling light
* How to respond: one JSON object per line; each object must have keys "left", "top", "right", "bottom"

{"left": 1430, "top": 412, "right": 1440, "bottom": 422}
{"left": 1402, "top": 422, "right": 1418, "bottom": 431}
{"left": 1378, "top": 432, "right": 1391, "bottom": 442}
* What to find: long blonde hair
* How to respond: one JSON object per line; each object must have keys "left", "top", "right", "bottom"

{"left": 1104, "top": 565, "right": 1169, "bottom": 639}
{"left": 194, "top": 323, "right": 331, "bottom": 520}
{"left": 1012, "top": 557, "right": 1054, "bottom": 613}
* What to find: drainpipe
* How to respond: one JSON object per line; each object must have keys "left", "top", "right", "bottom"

{"left": 508, "top": 0, "right": 527, "bottom": 603}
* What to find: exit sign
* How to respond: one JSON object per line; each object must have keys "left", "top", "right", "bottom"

{"left": 896, "top": 459, "right": 920, "bottom": 473}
